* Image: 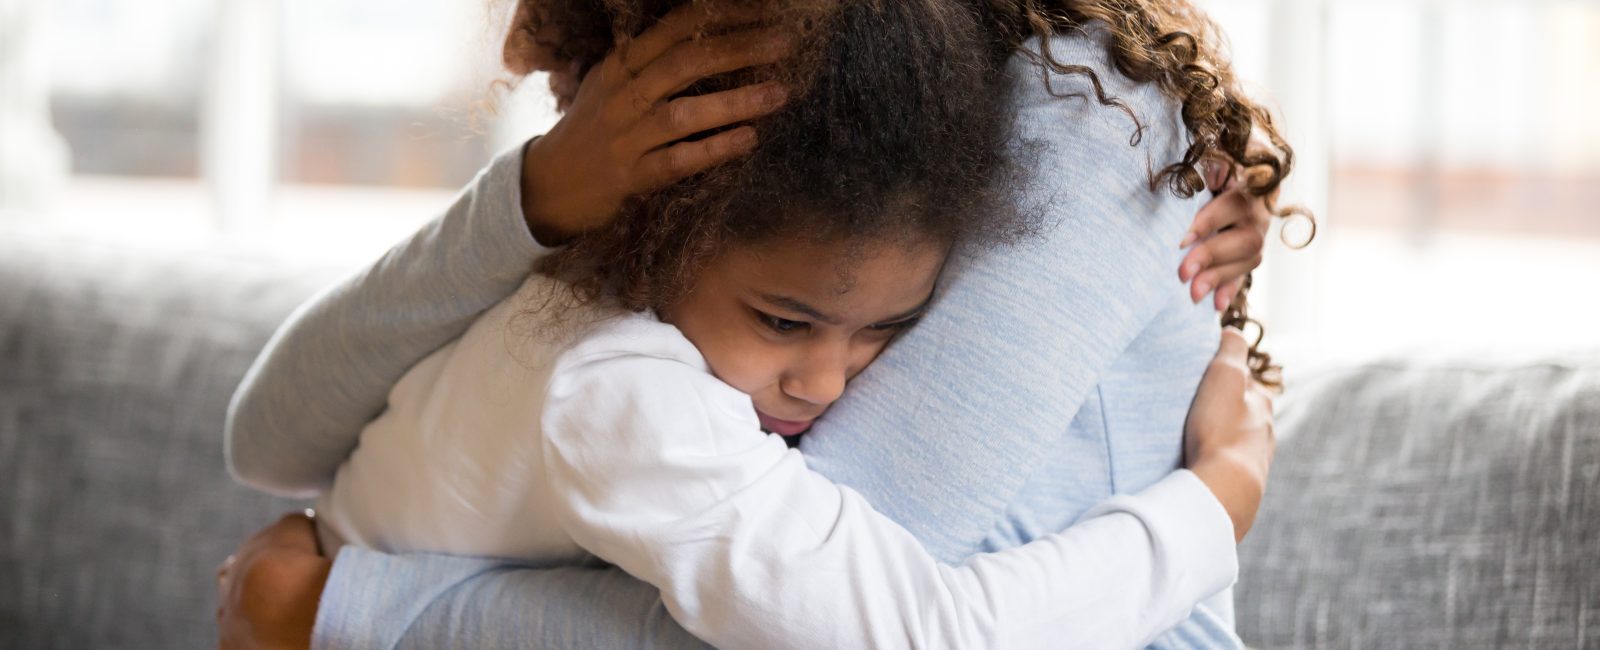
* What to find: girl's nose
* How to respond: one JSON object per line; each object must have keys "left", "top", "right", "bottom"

{"left": 782, "top": 347, "right": 849, "bottom": 407}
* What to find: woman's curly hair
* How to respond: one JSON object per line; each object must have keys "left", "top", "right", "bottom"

{"left": 507, "top": 0, "right": 1032, "bottom": 322}
{"left": 502, "top": 0, "right": 1311, "bottom": 384}
{"left": 970, "top": 0, "right": 1314, "bottom": 386}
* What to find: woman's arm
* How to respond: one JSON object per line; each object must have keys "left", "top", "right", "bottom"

{"left": 315, "top": 548, "right": 711, "bottom": 650}
{"left": 225, "top": 144, "right": 550, "bottom": 497}
{"left": 319, "top": 480, "right": 1226, "bottom": 650}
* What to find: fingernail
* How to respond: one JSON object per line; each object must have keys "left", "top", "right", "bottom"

{"left": 1183, "top": 261, "right": 1201, "bottom": 279}
{"left": 1195, "top": 280, "right": 1211, "bottom": 297}
{"left": 1179, "top": 233, "right": 1197, "bottom": 249}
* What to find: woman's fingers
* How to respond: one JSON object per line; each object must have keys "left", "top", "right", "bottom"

{"left": 1180, "top": 183, "right": 1271, "bottom": 305}
{"left": 1181, "top": 190, "right": 1246, "bottom": 249}
{"left": 1180, "top": 193, "right": 1237, "bottom": 250}
{"left": 1180, "top": 224, "right": 1265, "bottom": 282}
{"left": 256, "top": 512, "right": 320, "bottom": 552}
{"left": 618, "top": 3, "right": 768, "bottom": 75}
{"left": 1191, "top": 260, "right": 1258, "bottom": 305}
{"left": 641, "top": 81, "right": 788, "bottom": 145}
{"left": 635, "top": 126, "right": 759, "bottom": 188}
{"left": 216, "top": 512, "right": 332, "bottom": 649}
{"left": 518, "top": 6, "right": 793, "bottom": 239}
{"left": 1214, "top": 276, "right": 1245, "bottom": 312}
{"left": 627, "top": 27, "right": 795, "bottom": 109}
{"left": 1181, "top": 175, "right": 1272, "bottom": 248}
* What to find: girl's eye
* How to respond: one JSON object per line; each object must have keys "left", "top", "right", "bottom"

{"left": 759, "top": 312, "right": 807, "bottom": 334}
{"left": 869, "top": 316, "right": 922, "bottom": 333}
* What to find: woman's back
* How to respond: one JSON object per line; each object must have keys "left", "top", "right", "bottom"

{"left": 800, "top": 27, "right": 1236, "bottom": 646}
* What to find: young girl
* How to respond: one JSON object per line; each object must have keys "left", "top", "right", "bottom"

{"left": 223, "top": 1, "right": 1281, "bottom": 648}
{"left": 311, "top": 0, "right": 1019, "bottom": 549}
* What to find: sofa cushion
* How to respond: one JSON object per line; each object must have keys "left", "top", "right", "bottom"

{"left": 0, "top": 230, "right": 341, "bottom": 649}
{"left": 1237, "top": 357, "right": 1600, "bottom": 648}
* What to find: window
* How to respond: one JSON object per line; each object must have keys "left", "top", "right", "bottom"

{"left": 31, "top": 0, "right": 557, "bottom": 248}
{"left": 18, "top": 0, "right": 1596, "bottom": 353}
{"left": 1206, "top": 0, "right": 1600, "bottom": 357}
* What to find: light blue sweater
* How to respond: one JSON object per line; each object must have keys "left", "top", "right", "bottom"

{"left": 227, "top": 31, "right": 1237, "bottom": 649}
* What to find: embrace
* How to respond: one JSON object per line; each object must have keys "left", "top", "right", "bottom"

{"left": 217, "top": 0, "right": 1302, "bottom": 648}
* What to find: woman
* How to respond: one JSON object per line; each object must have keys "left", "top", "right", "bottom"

{"left": 219, "top": 0, "right": 1289, "bottom": 647}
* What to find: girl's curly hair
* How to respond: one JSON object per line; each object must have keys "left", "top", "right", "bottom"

{"left": 509, "top": 0, "right": 1032, "bottom": 323}
{"left": 502, "top": 0, "right": 1311, "bottom": 385}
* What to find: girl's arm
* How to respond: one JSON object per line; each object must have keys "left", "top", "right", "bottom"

{"left": 225, "top": 144, "right": 550, "bottom": 497}
{"left": 529, "top": 322, "right": 1250, "bottom": 649}
{"left": 233, "top": 328, "right": 1266, "bottom": 650}
{"left": 312, "top": 478, "right": 1225, "bottom": 650}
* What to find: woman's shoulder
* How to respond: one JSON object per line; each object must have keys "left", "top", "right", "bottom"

{"left": 1001, "top": 24, "right": 1200, "bottom": 237}
{"left": 1007, "top": 25, "right": 1182, "bottom": 145}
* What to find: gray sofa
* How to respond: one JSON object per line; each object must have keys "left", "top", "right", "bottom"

{"left": 3, "top": 229, "right": 1596, "bottom": 648}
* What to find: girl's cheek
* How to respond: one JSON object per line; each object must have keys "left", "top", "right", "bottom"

{"left": 706, "top": 334, "right": 783, "bottom": 397}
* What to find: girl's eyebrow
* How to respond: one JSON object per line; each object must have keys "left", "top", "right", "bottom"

{"left": 878, "top": 297, "right": 932, "bottom": 325}
{"left": 758, "top": 293, "right": 842, "bottom": 325}
{"left": 758, "top": 291, "right": 935, "bottom": 326}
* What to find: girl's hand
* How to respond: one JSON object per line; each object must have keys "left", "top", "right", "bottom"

{"left": 216, "top": 513, "right": 330, "bottom": 650}
{"left": 1177, "top": 162, "right": 1274, "bottom": 311}
{"left": 520, "top": 4, "right": 795, "bottom": 245}
{"left": 1183, "top": 327, "right": 1276, "bottom": 543}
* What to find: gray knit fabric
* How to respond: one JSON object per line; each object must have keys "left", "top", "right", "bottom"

{"left": 1236, "top": 359, "right": 1600, "bottom": 648}
{"left": 0, "top": 230, "right": 331, "bottom": 649}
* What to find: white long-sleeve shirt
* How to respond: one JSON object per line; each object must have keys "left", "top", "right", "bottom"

{"left": 315, "top": 269, "right": 1239, "bottom": 649}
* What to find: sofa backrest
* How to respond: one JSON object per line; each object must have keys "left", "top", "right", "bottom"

{"left": 1237, "top": 357, "right": 1600, "bottom": 647}
{"left": 0, "top": 231, "right": 339, "bottom": 649}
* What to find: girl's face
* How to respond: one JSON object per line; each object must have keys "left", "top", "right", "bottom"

{"left": 659, "top": 237, "right": 946, "bottom": 437}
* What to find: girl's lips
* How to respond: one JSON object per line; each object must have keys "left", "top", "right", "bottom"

{"left": 756, "top": 410, "right": 814, "bottom": 437}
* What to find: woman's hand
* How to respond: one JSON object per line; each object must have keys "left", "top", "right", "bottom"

{"left": 216, "top": 513, "right": 331, "bottom": 650}
{"left": 520, "top": 4, "right": 795, "bottom": 245}
{"left": 1183, "top": 327, "right": 1276, "bottom": 543}
{"left": 1177, "top": 161, "right": 1275, "bottom": 311}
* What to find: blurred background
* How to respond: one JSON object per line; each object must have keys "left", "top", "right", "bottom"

{"left": 2, "top": 0, "right": 1597, "bottom": 360}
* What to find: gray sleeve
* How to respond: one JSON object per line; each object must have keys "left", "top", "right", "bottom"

{"left": 313, "top": 547, "right": 709, "bottom": 650}
{"left": 224, "top": 141, "right": 551, "bottom": 498}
